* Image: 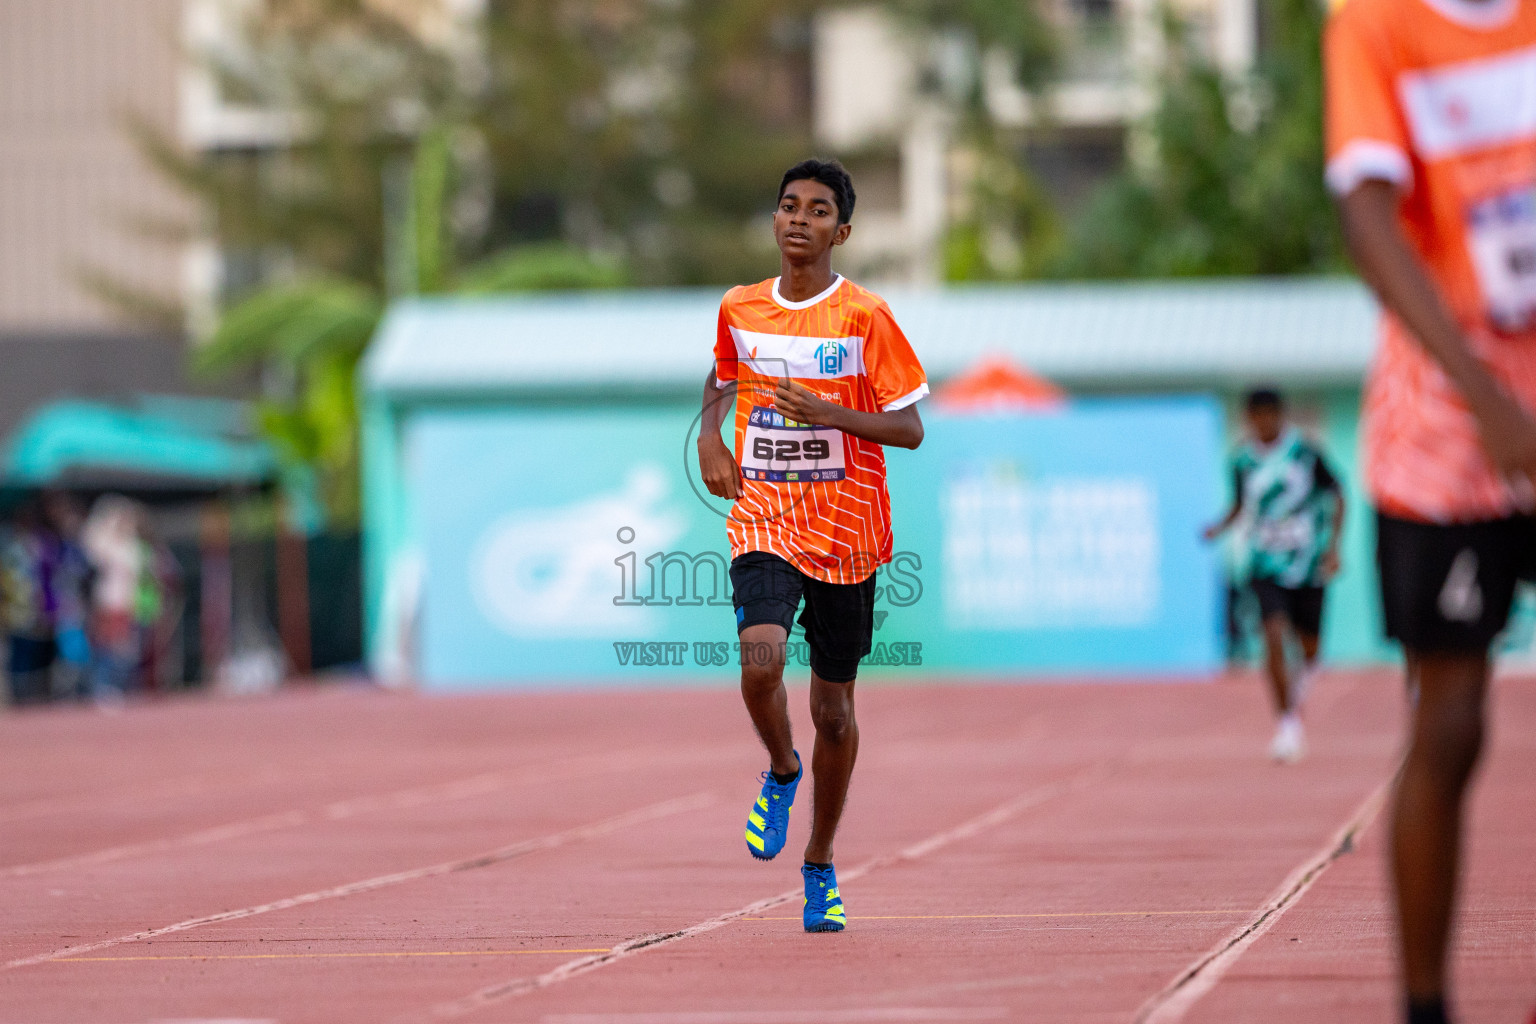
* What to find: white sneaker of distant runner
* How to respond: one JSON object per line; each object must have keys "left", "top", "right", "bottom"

{"left": 1270, "top": 715, "right": 1306, "bottom": 763}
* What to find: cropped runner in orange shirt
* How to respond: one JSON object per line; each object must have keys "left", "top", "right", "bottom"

{"left": 1326, "top": 0, "right": 1536, "bottom": 1020}
{"left": 697, "top": 159, "right": 927, "bottom": 932}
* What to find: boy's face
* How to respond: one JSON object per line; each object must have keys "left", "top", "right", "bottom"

{"left": 774, "top": 179, "right": 851, "bottom": 262}
{"left": 1246, "top": 406, "right": 1284, "bottom": 444}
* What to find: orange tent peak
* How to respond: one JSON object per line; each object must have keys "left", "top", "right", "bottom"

{"left": 932, "top": 354, "right": 1066, "bottom": 414}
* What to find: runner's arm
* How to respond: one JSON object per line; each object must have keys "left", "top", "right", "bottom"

{"left": 1313, "top": 455, "right": 1346, "bottom": 578}
{"left": 1337, "top": 180, "right": 1536, "bottom": 478}
{"left": 772, "top": 378, "right": 924, "bottom": 450}
{"left": 1202, "top": 506, "right": 1241, "bottom": 541}
{"left": 1202, "top": 466, "right": 1245, "bottom": 541}
{"left": 1321, "top": 489, "right": 1346, "bottom": 580}
{"left": 698, "top": 366, "right": 743, "bottom": 500}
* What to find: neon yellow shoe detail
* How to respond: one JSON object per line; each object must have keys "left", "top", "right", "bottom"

{"left": 802, "top": 863, "right": 845, "bottom": 932}
{"left": 744, "top": 752, "right": 800, "bottom": 861}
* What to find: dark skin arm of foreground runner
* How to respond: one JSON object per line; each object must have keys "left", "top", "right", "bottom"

{"left": 697, "top": 367, "right": 924, "bottom": 500}
{"left": 699, "top": 368, "right": 742, "bottom": 501}
{"left": 1337, "top": 179, "right": 1536, "bottom": 1007}
{"left": 773, "top": 379, "right": 923, "bottom": 450}
{"left": 696, "top": 364, "right": 924, "bottom": 503}
{"left": 1340, "top": 181, "right": 1536, "bottom": 478}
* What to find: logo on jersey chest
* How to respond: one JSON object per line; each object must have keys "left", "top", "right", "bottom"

{"left": 730, "top": 328, "right": 865, "bottom": 380}
{"left": 815, "top": 340, "right": 847, "bottom": 375}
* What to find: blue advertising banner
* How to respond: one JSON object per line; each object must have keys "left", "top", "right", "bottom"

{"left": 883, "top": 397, "right": 1223, "bottom": 674}
{"left": 409, "top": 397, "right": 1222, "bottom": 689}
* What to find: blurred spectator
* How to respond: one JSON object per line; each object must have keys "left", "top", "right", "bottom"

{"left": 2, "top": 500, "right": 57, "bottom": 706}
{"left": 137, "top": 516, "right": 181, "bottom": 693}
{"left": 43, "top": 491, "right": 94, "bottom": 701}
{"left": 83, "top": 496, "right": 146, "bottom": 700}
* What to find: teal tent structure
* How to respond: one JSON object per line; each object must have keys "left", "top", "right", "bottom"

{"left": 1, "top": 399, "right": 275, "bottom": 494}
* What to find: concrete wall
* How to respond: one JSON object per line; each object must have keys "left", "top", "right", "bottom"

{"left": 0, "top": 0, "right": 189, "bottom": 331}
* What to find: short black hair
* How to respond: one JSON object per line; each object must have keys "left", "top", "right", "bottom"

{"left": 777, "top": 159, "right": 855, "bottom": 225}
{"left": 1245, "top": 387, "right": 1284, "bottom": 412}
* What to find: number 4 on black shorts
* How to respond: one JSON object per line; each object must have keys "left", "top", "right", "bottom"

{"left": 1377, "top": 512, "right": 1536, "bottom": 653}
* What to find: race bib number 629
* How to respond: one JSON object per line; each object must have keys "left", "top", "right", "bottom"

{"left": 740, "top": 405, "right": 846, "bottom": 482}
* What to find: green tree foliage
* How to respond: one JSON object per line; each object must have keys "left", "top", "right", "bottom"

{"left": 894, "top": 0, "right": 1058, "bottom": 91}
{"left": 476, "top": 1, "right": 831, "bottom": 286}
{"left": 1048, "top": 0, "right": 1341, "bottom": 278}
{"left": 193, "top": 279, "right": 379, "bottom": 523}
{"left": 130, "top": 0, "right": 1075, "bottom": 519}
{"left": 137, "top": 0, "right": 461, "bottom": 293}
{"left": 138, "top": 1, "right": 628, "bottom": 524}
{"left": 474, "top": 0, "right": 1060, "bottom": 286}
{"left": 456, "top": 243, "right": 627, "bottom": 294}
{"left": 943, "top": 152, "right": 1062, "bottom": 281}
{"left": 185, "top": 131, "right": 622, "bottom": 526}
{"left": 143, "top": 0, "right": 1070, "bottom": 301}
{"left": 885, "top": 1, "right": 1063, "bottom": 282}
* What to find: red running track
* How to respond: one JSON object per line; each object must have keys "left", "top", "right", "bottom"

{"left": 0, "top": 671, "right": 1531, "bottom": 1024}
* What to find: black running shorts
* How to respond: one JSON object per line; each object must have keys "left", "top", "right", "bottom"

{"left": 1249, "top": 578, "right": 1327, "bottom": 637}
{"left": 729, "top": 551, "right": 875, "bottom": 683}
{"left": 1376, "top": 511, "right": 1536, "bottom": 654}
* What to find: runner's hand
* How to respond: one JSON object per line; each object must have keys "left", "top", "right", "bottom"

{"left": 1319, "top": 549, "right": 1341, "bottom": 582}
{"left": 774, "top": 378, "right": 832, "bottom": 425}
{"left": 1469, "top": 389, "right": 1536, "bottom": 483}
{"left": 697, "top": 433, "right": 742, "bottom": 500}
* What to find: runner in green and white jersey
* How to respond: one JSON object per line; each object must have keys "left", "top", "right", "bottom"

{"left": 1206, "top": 388, "right": 1345, "bottom": 763}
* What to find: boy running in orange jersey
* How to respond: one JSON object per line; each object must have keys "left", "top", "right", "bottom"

{"left": 1326, "top": 0, "right": 1536, "bottom": 1020}
{"left": 697, "top": 159, "right": 927, "bottom": 932}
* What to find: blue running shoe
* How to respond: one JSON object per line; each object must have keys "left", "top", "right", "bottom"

{"left": 744, "top": 752, "right": 800, "bottom": 860}
{"left": 802, "top": 862, "right": 845, "bottom": 932}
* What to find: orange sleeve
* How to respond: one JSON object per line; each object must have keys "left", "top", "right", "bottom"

{"left": 713, "top": 293, "right": 738, "bottom": 386}
{"left": 1324, "top": 1, "right": 1413, "bottom": 196}
{"left": 864, "top": 303, "right": 928, "bottom": 411}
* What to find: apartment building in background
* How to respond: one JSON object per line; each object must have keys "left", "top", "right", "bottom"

{"left": 814, "top": 0, "right": 1259, "bottom": 283}
{"left": 0, "top": 0, "right": 196, "bottom": 435}
{"left": 0, "top": 0, "right": 1260, "bottom": 397}
{"left": 187, "top": 0, "right": 1260, "bottom": 290}
{"left": 0, "top": 0, "right": 471, "bottom": 435}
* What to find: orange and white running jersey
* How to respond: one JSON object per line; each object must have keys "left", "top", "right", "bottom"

{"left": 713, "top": 275, "right": 928, "bottom": 584}
{"left": 1326, "top": 0, "right": 1536, "bottom": 522}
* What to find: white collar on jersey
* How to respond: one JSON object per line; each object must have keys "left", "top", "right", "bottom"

{"left": 771, "top": 274, "right": 845, "bottom": 310}
{"left": 1417, "top": 0, "right": 1518, "bottom": 30}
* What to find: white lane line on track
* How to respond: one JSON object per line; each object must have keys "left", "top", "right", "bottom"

{"left": 3, "top": 792, "right": 715, "bottom": 971}
{"left": 542, "top": 1010, "right": 1009, "bottom": 1023}
{"left": 1132, "top": 773, "right": 1395, "bottom": 1024}
{"left": 0, "top": 772, "right": 265, "bottom": 827}
{"left": 0, "top": 745, "right": 698, "bottom": 879}
{"left": 422, "top": 763, "right": 1115, "bottom": 1022}
{"left": 0, "top": 810, "right": 312, "bottom": 880}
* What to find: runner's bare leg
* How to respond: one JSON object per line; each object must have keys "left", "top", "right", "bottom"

{"left": 1392, "top": 651, "right": 1489, "bottom": 1003}
{"left": 804, "top": 672, "right": 858, "bottom": 864}
{"left": 1262, "top": 613, "right": 1293, "bottom": 714}
{"left": 738, "top": 622, "right": 799, "bottom": 778}
{"left": 1299, "top": 631, "right": 1321, "bottom": 666}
